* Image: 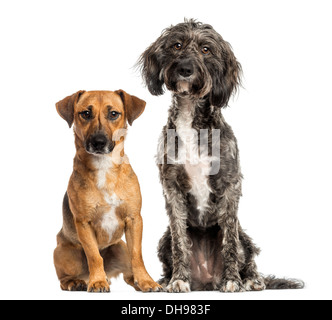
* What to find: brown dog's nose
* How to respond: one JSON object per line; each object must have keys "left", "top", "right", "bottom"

{"left": 91, "top": 134, "right": 108, "bottom": 151}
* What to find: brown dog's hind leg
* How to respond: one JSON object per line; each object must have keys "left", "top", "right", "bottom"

{"left": 53, "top": 233, "right": 89, "bottom": 291}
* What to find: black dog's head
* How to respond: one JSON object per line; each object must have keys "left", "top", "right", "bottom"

{"left": 138, "top": 19, "right": 242, "bottom": 108}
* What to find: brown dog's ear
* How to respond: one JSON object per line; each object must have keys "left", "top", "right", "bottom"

{"left": 115, "top": 90, "right": 146, "bottom": 126}
{"left": 56, "top": 90, "right": 86, "bottom": 128}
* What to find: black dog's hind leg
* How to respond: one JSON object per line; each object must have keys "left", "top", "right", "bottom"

{"left": 238, "top": 227, "right": 266, "bottom": 291}
{"left": 217, "top": 185, "right": 245, "bottom": 292}
{"left": 239, "top": 227, "right": 304, "bottom": 290}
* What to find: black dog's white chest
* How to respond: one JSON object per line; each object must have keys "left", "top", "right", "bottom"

{"left": 175, "top": 103, "right": 212, "bottom": 221}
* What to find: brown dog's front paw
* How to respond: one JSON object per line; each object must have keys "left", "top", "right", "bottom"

{"left": 88, "top": 280, "right": 110, "bottom": 293}
{"left": 135, "top": 277, "right": 162, "bottom": 292}
{"left": 61, "top": 279, "right": 87, "bottom": 292}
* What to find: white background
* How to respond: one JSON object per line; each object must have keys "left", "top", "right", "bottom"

{"left": 0, "top": 0, "right": 331, "bottom": 300}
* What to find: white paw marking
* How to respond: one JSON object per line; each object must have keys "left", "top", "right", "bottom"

{"left": 167, "top": 280, "right": 191, "bottom": 293}
{"left": 221, "top": 280, "right": 244, "bottom": 293}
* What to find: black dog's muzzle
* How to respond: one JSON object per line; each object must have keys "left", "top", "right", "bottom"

{"left": 177, "top": 59, "right": 194, "bottom": 78}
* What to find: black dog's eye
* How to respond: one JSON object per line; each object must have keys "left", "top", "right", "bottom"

{"left": 79, "top": 109, "right": 93, "bottom": 120}
{"left": 174, "top": 43, "right": 182, "bottom": 50}
{"left": 108, "top": 111, "right": 120, "bottom": 121}
{"left": 202, "top": 47, "right": 210, "bottom": 55}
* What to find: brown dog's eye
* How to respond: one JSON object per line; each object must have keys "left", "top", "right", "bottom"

{"left": 174, "top": 43, "right": 182, "bottom": 50}
{"left": 202, "top": 47, "right": 210, "bottom": 55}
{"left": 108, "top": 111, "right": 120, "bottom": 121}
{"left": 79, "top": 110, "right": 93, "bottom": 120}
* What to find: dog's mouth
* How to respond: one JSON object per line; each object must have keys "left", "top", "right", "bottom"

{"left": 165, "top": 70, "right": 207, "bottom": 97}
{"left": 174, "top": 79, "right": 207, "bottom": 98}
{"left": 85, "top": 145, "right": 115, "bottom": 156}
{"left": 86, "top": 149, "right": 111, "bottom": 155}
{"left": 165, "top": 76, "right": 194, "bottom": 95}
{"left": 176, "top": 79, "right": 191, "bottom": 94}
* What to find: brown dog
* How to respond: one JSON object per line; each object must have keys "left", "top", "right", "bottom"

{"left": 53, "top": 90, "right": 161, "bottom": 293}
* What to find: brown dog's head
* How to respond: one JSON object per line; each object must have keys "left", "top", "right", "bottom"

{"left": 56, "top": 90, "right": 146, "bottom": 155}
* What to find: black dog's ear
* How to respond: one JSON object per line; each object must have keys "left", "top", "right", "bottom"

{"left": 56, "top": 90, "right": 86, "bottom": 128}
{"left": 138, "top": 33, "right": 168, "bottom": 96}
{"left": 210, "top": 41, "right": 242, "bottom": 108}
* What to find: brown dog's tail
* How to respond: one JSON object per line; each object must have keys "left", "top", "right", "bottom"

{"left": 264, "top": 275, "right": 305, "bottom": 290}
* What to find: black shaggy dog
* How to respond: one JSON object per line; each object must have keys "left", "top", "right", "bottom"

{"left": 139, "top": 19, "right": 304, "bottom": 292}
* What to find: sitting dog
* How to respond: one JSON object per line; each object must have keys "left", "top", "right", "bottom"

{"left": 54, "top": 90, "right": 161, "bottom": 293}
{"left": 139, "top": 19, "right": 304, "bottom": 292}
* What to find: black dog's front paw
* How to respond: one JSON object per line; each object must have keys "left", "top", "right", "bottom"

{"left": 220, "top": 280, "right": 245, "bottom": 293}
{"left": 167, "top": 279, "right": 191, "bottom": 293}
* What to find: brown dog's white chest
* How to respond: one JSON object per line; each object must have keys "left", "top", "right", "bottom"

{"left": 92, "top": 155, "right": 123, "bottom": 244}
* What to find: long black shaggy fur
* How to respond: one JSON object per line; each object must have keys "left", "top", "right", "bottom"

{"left": 139, "top": 19, "right": 304, "bottom": 292}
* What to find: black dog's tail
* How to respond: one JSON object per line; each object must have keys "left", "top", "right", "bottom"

{"left": 264, "top": 275, "right": 305, "bottom": 290}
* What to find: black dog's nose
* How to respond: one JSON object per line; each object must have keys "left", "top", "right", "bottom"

{"left": 177, "top": 61, "right": 194, "bottom": 78}
{"left": 91, "top": 134, "right": 107, "bottom": 151}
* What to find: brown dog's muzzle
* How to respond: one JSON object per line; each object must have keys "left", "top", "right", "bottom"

{"left": 85, "top": 132, "right": 115, "bottom": 155}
